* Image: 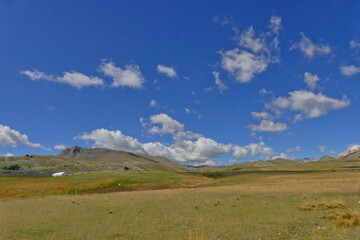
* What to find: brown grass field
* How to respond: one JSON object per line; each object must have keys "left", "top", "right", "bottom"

{"left": 1, "top": 171, "right": 360, "bottom": 239}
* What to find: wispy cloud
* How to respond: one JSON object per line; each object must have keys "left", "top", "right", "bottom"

{"left": 340, "top": 65, "right": 360, "bottom": 76}
{"left": 290, "top": 32, "right": 331, "bottom": 59}
{"left": 21, "top": 69, "right": 104, "bottom": 89}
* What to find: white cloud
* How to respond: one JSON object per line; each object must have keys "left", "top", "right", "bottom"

{"left": 148, "top": 113, "right": 184, "bottom": 135}
{"left": 0, "top": 124, "right": 48, "bottom": 150}
{"left": 5, "top": 153, "right": 13, "bottom": 157}
{"left": 21, "top": 69, "right": 104, "bottom": 89}
{"left": 251, "top": 111, "right": 272, "bottom": 120}
{"left": 75, "top": 128, "right": 144, "bottom": 153}
{"left": 220, "top": 49, "right": 269, "bottom": 83}
{"left": 350, "top": 40, "right": 360, "bottom": 49}
{"left": 54, "top": 144, "right": 66, "bottom": 150}
{"left": 259, "top": 88, "right": 272, "bottom": 95}
{"left": 185, "top": 108, "right": 191, "bottom": 114}
{"left": 318, "top": 145, "right": 326, "bottom": 153}
{"left": 268, "top": 15, "right": 282, "bottom": 34}
{"left": 150, "top": 99, "right": 157, "bottom": 107}
{"left": 238, "top": 26, "right": 265, "bottom": 53}
{"left": 157, "top": 65, "right": 177, "bottom": 78}
{"left": 245, "top": 141, "right": 275, "bottom": 159}
{"left": 304, "top": 72, "right": 320, "bottom": 90}
{"left": 268, "top": 90, "right": 350, "bottom": 120}
{"left": 220, "top": 15, "right": 281, "bottom": 84}
{"left": 212, "top": 71, "right": 228, "bottom": 92}
{"left": 77, "top": 114, "right": 277, "bottom": 165}
{"left": 21, "top": 69, "right": 54, "bottom": 81}
{"left": 57, "top": 72, "right": 103, "bottom": 89}
{"left": 99, "top": 60, "right": 145, "bottom": 88}
{"left": 248, "top": 120, "right": 287, "bottom": 133}
{"left": 340, "top": 65, "right": 360, "bottom": 76}
{"left": 232, "top": 146, "right": 249, "bottom": 159}
{"left": 271, "top": 152, "right": 290, "bottom": 160}
{"left": 287, "top": 146, "right": 301, "bottom": 152}
{"left": 290, "top": 32, "right": 331, "bottom": 59}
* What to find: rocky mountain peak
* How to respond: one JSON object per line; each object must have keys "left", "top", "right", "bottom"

{"left": 338, "top": 145, "right": 360, "bottom": 158}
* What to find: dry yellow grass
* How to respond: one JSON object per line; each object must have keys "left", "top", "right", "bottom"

{"left": 1, "top": 171, "right": 360, "bottom": 239}
{"left": 298, "top": 200, "right": 347, "bottom": 210}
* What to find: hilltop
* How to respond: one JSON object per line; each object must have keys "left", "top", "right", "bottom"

{"left": 0, "top": 146, "right": 186, "bottom": 176}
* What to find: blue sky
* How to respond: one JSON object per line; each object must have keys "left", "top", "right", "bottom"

{"left": 1, "top": 0, "right": 360, "bottom": 165}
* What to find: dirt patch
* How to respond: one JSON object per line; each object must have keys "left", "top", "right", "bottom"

{"left": 80, "top": 182, "right": 172, "bottom": 194}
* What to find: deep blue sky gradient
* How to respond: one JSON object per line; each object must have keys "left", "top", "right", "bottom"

{"left": 1, "top": 0, "right": 359, "bottom": 163}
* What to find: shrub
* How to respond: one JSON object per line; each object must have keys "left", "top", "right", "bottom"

{"left": 124, "top": 166, "right": 130, "bottom": 171}
{"left": 336, "top": 212, "right": 360, "bottom": 227}
{"left": 3, "top": 164, "right": 21, "bottom": 170}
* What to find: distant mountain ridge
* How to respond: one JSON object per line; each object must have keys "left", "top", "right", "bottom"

{"left": 0, "top": 146, "right": 186, "bottom": 175}
{"left": 338, "top": 145, "right": 360, "bottom": 158}
{"left": 1, "top": 145, "right": 360, "bottom": 176}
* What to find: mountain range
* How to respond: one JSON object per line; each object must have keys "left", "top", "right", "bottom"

{"left": 1, "top": 145, "right": 360, "bottom": 176}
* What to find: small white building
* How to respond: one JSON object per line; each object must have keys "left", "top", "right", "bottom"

{"left": 52, "top": 172, "right": 69, "bottom": 177}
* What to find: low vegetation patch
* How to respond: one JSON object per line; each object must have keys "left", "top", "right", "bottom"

{"left": 2, "top": 164, "right": 21, "bottom": 170}
{"left": 297, "top": 200, "right": 346, "bottom": 211}
{"left": 323, "top": 211, "right": 360, "bottom": 227}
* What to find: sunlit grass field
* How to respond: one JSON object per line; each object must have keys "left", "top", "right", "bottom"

{"left": 1, "top": 171, "right": 360, "bottom": 239}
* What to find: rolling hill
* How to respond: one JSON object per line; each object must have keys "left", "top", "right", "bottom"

{"left": 2, "top": 145, "right": 360, "bottom": 176}
{"left": 0, "top": 146, "right": 186, "bottom": 176}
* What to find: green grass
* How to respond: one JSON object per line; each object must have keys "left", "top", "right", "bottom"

{"left": 0, "top": 172, "right": 208, "bottom": 198}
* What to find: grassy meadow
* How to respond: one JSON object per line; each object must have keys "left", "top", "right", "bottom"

{"left": 1, "top": 170, "right": 360, "bottom": 239}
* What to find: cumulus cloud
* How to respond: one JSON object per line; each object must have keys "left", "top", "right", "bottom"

{"left": 245, "top": 141, "right": 275, "bottom": 159}
{"left": 147, "top": 113, "right": 184, "bottom": 135}
{"left": 232, "top": 146, "right": 249, "bottom": 159}
{"left": 238, "top": 26, "right": 265, "bottom": 53}
{"left": 75, "top": 129, "right": 144, "bottom": 153}
{"left": 220, "top": 15, "right": 281, "bottom": 84}
{"left": 220, "top": 49, "right": 269, "bottom": 83}
{"left": 271, "top": 152, "right": 290, "bottom": 160}
{"left": 290, "top": 32, "right": 331, "bottom": 59}
{"left": 350, "top": 40, "right": 360, "bottom": 49}
{"left": 340, "top": 65, "right": 360, "bottom": 76}
{"left": 304, "top": 72, "right": 320, "bottom": 90}
{"left": 212, "top": 71, "right": 228, "bottom": 92}
{"left": 157, "top": 65, "right": 177, "bottom": 78}
{"left": 150, "top": 99, "right": 157, "bottom": 107}
{"left": 248, "top": 120, "right": 287, "bottom": 133}
{"left": 268, "top": 90, "right": 350, "bottom": 121}
{"left": 99, "top": 60, "right": 145, "bottom": 88}
{"left": 77, "top": 114, "right": 276, "bottom": 165}
{"left": 6, "top": 153, "right": 13, "bottom": 157}
{"left": 54, "top": 144, "right": 66, "bottom": 150}
{"left": 21, "top": 69, "right": 104, "bottom": 89}
{"left": 287, "top": 146, "right": 301, "bottom": 152}
{"left": 0, "top": 124, "right": 48, "bottom": 150}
